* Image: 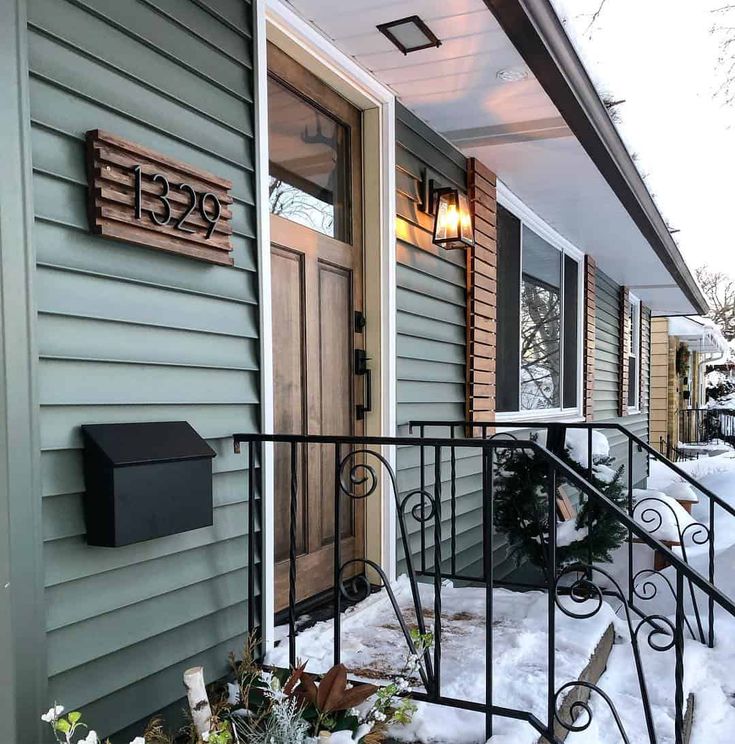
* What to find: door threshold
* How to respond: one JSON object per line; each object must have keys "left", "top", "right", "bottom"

{"left": 273, "top": 576, "right": 380, "bottom": 633}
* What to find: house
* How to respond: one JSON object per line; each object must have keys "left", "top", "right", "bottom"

{"left": 1, "top": 0, "right": 727, "bottom": 742}
{"left": 650, "top": 316, "right": 729, "bottom": 454}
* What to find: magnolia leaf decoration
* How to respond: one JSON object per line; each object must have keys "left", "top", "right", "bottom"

{"left": 285, "top": 663, "right": 378, "bottom": 714}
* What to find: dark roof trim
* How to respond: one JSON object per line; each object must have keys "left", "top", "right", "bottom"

{"left": 483, "top": 0, "right": 708, "bottom": 314}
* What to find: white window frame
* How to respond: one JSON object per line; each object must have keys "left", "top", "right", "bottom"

{"left": 627, "top": 294, "right": 642, "bottom": 414}
{"left": 495, "top": 181, "right": 585, "bottom": 425}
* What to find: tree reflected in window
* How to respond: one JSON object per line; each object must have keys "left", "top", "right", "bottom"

{"left": 521, "top": 278, "right": 561, "bottom": 409}
{"left": 267, "top": 75, "right": 350, "bottom": 240}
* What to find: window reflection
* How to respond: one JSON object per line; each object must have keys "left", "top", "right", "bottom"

{"left": 521, "top": 228, "right": 562, "bottom": 410}
{"left": 268, "top": 75, "right": 350, "bottom": 241}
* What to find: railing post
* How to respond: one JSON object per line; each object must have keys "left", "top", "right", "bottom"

{"left": 289, "top": 441, "right": 298, "bottom": 668}
{"left": 334, "top": 442, "right": 342, "bottom": 666}
{"left": 675, "top": 571, "right": 685, "bottom": 744}
{"left": 433, "top": 445, "right": 442, "bottom": 701}
{"left": 247, "top": 440, "right": 255, "bottom": 640}
{"left": 586, "top": 428, "right": 594, "bottom": 576}
{"left": 547, "top": 462, "right": 557, "bottom": 737}
{"left": 709, "top": 498, "right": 716, "bottom": 648}
{"left": 546, "top": 422, "right": 565, "bottom": 458}
{"left": 420, "top": 425, "right": 426, "bottom": 574}
{"left": 628, "top": 437, "right": 634, "bottom": 606}
{"left": 587, "top": 428, "right": 593, "bottom": 482}
{"left": 482, "top": 443, "right": 493, "bottom": 741}
{"left": 451, "top": 427, "right": 457, "bottom": 578}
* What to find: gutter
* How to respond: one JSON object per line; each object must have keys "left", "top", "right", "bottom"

{"left": 483, "top": 0, "right": 709, "bottom": 315}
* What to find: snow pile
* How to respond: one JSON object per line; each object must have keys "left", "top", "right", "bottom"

{"left": 564, "top": 429, "right": 611, "bottom": 468}
{"left": 572, "top": 450, "right": 735, "bottom": 743}
{"left": 267, "top": 577, "right": 616, "bottom": 744}
{"left": 631, "top": 489, "right": 695, "bottom": 543}
{"left": 557, "top": 519, "right": 589, "bottom": 547}
{"left": 661, "top": 481, "right": 698, "bottom": 504}
{"left": 647, "top": 451, "right": 735, "bottom": 492}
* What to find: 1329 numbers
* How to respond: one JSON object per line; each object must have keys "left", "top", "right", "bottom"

{"left": 132, "top": 165, "right": 222, "bottom": 239}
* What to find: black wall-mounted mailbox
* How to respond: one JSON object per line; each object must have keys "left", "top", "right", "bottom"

{"left": 81, "top": 421, "right": 216, "bottom": 547}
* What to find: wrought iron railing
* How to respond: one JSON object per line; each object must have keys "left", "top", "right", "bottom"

{"left": 679, "top": 407, "right": 735, "bottom": 445}
{"left": 233, "top": 431, "right": 735, "bottom": 744}
{"left": 411, "top": 420, "right": 735, "bottom": 649}
{"left": 658, "top": 436, "right": 696, "bottom": 463}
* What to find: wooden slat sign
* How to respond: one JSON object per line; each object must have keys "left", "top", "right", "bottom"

{"left": 85, "top": 130, "right": 234, "bottom": 266}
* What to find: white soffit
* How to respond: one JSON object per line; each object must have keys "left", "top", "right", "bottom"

{"left": 286, "top": 0, "right": 697, "bottom": 314}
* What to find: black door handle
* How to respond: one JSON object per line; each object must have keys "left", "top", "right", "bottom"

{"left": 355, "top": 349, "right": 372, "bottom": 420}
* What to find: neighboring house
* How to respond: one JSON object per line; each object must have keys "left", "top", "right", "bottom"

{"left": 0, "top": 0, "right": 713, "bottom": 742}
{"left": 650, "top": 316, "right": 729, "bottom": 451}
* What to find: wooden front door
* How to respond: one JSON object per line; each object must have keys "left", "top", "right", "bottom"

{"left": 267, "top": 44, "right": 364, "bottom": 610}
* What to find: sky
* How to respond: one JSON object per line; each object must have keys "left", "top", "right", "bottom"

{"left": 551, "top": 0, "right": 735, "bottom": 278}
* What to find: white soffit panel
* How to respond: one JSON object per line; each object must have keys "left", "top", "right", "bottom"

{"left": 286, "top": 0, "right": 697, "bottom": 314}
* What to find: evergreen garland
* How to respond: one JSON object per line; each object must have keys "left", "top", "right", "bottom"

{"left": 493, "top": 435, "right": 628, "bottom": 577}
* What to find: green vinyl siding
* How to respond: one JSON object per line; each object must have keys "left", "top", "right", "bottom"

{"left": 394, "top": 104, "right": 509, "bottom": 579}
{"left": 27, "top": 0, "right": 258, "bottom": 736}
{"left": 592, "top": 268, "right": 650, "bottom": 483}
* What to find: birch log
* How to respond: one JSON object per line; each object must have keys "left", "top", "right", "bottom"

{"left": 184, "top": 666, "right": 212, "bottom": 742}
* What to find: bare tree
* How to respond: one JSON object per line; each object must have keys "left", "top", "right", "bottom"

{"left": 584, "top": 0, "right": 609, "bottom": 34}
{"left": 581, "top": 2, "right": 735, "bottom": 106}
{"left": 696, "top": 266, "right": 735, "bottom": 340}
{"left": 712, "top": 4, "right": 735, "bottom": 106}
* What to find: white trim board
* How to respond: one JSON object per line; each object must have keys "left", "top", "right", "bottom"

{"left": 496, "top": 178, "right": 586, "bottom": 421}
{"left": 257, "top": 0, "right": 399, "bottom": 640}
{"left": 497, "top": 179, "right": 585, "bottom": 262}
{"left": 253, "top": 0, "right": 275, "bottom": 650}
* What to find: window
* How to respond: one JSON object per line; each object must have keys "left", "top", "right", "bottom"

{"left": 627, "top": 296, "right": 641, "bottom": 410}
{"left": 496, "top": 203, "right": 582, "bottom": 415}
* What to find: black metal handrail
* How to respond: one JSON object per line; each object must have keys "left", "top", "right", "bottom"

{"left": 659, "top": 436, "right": 696, "bottom": 462}
{"left": 233, "top": 431, "right": 735, "bottom": 744}
{"left": 410, "top": 418, "right": 735, "bottom": 650}
{"left": 409, "top": 419, "right": 735, "bottom": 519}
{"left": 679, "top": 407, "right": 735, "bottom": 445}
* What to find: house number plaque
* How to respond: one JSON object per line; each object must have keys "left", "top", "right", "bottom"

{"left": 85, "top": 129, "right": 234, "bottom": 265}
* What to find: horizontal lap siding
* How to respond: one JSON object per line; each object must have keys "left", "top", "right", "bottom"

{"left": 593, "top": 268, "right": 649, "bottom": 483}
{"left": 394, "top": 106, "right": 505, "bottom": 579}
{"left": 27, "top": 0, "right": 257, "bottom": 737}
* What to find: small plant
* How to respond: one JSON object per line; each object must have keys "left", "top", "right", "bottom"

{"left": 43, "top": 630, "right": 430, "bottom": 744}
{"left": 40, "top": 706, "right": 142, "bottom": 744}
{"left": 228, "top": 631, "right": 432, "bottom": 744}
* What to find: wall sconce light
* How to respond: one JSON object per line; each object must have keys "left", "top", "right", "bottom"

{"left": 432, "top": 188, "right": 473, "bottom": 249}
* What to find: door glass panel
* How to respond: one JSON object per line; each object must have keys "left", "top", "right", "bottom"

{"left": 268, "top": 75, "right": 351, "bottom": 241}
{"left": 521, "top": 227, "right": 562, "bottom": 410}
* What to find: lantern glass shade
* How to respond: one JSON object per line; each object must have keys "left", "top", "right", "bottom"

{"left": 432, "top": 188, "right": 473, "bottom": 249}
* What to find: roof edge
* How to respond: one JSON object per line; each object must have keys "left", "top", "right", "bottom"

{"left": 483, "top": 0, "right": 708, "bottom": 314}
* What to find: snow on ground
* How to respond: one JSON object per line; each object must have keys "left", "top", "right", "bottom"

{"left": 568, "top": 451, "right": 735, "bottom": 744}
{"left": 266, "top": 454, "right": 735, "bottom": 743}
{"left": 267, "top": 577, "right": 616, "bottom": 744}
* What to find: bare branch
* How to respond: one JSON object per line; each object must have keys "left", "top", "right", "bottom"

{"left": 696, "top": 266, "right": 735, "bottom": 341}
{"left": 585, "top": 0, "right": 609, "bottom": 34}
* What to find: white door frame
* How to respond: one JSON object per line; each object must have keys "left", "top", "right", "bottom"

{"left": 254, "top": 0, "right": 397, "bottom": 648}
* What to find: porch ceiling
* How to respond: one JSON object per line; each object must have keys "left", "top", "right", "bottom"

{"left": 284, "top": 0, "right": 703, "bottom": 316}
